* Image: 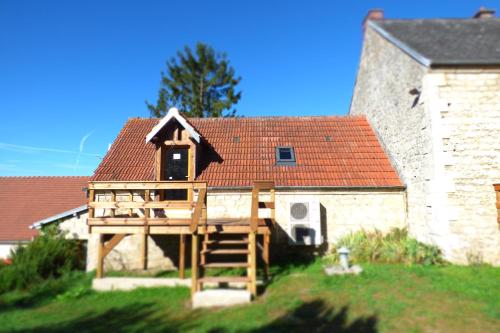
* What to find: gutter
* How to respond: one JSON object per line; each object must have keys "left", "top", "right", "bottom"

{"left": 30, "top": 205, "right": 88, "bottom": 230}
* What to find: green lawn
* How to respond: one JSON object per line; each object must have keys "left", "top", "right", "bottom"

{"left": 0, "top": 260, "right": 499, "bottom": 333}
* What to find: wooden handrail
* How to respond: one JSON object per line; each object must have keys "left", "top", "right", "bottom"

{"left": 250, "top": 180, "right": 275, "bottom": 232}
{"left": 89, "top": 201, "right": 195, "bottom": 209}
{"left": 88, "top": 181, "right": 207, "bottom": 190}
{"left": 190, "top": 188, "right": 207, "bottom": 233}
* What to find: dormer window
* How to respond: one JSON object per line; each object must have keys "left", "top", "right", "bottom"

{"left": 276, "top": 146, "right": 296, "bottom": 166}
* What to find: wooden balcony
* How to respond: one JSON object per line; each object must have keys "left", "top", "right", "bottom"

{"left": 87, "top": 181, "right": 208, "bottom": 234}
{"left": 87, "top": 180, "right": 275, "bottom": 235}
{"left": 88, "top": 180, "right": 276, "bottom": 296}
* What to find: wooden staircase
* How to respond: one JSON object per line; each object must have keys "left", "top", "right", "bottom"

{"left": 198, "top": 233, "right": 251, "bottom": 288}
{"left": 191, "top": 181, "right": 275, "bottom": 298}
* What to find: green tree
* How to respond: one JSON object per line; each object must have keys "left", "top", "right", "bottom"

{"left": 147, "top": 43, "right": 242, "bottom": 118}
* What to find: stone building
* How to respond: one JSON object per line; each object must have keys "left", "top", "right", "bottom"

{"left": 350, "top": 8, "right": 500, "bottom": 264}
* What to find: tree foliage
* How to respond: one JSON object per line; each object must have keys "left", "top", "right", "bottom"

{"left": 147, "top": 43, "right": 242, "bottom": 118}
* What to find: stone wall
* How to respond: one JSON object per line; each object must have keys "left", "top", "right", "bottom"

{"left": 349, "top": 26, "right": 434, "bottom": 244}
{"left": 429, "top": 70, "right": 500, "bottom": 264}
{"left": 208, "top": 189, "right": 407, "bottom": 247}
{"left": 86, "top": 233, "right": 180, "bottom": 272}
{"left": 350, "top": 25, "right": 500, "bottom": 264}
{"left": 83, "top": 188, "right": 406, "bottom": 271}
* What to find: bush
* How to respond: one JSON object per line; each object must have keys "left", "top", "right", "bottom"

{"left": 0, "top": 226, "right": 84, "bottom": 293}
{"left": 331, "top": 228, "right": 444, "bottom": 265}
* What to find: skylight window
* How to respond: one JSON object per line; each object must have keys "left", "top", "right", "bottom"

{"left": 276, "top": 147, "right": 296, "bottom": 166}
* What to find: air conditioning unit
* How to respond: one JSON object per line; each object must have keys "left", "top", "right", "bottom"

{"left": 287, "top": 198, "right": 323, "bottom": 246}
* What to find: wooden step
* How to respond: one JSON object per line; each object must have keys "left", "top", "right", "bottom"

{"left": 198, "top": 276, "right": 249, "bottom": 284}
{"left": 203, "top": 239, "right": 248, "bottom": 245}
{"left": 201, "top": 262, "right": 249, "bottom": 268}
{"left": 202, "top": 249, "right": 249, "bottom": 255}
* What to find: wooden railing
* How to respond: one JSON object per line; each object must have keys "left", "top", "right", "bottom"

{"left": 87, "top": 181, "right": 207, "bottom": 228}
{"left": 250, "top": 180, "right": 276, "bottom": 232}
{"left": 190, "top": 187, "right": 207, "bottom": 233}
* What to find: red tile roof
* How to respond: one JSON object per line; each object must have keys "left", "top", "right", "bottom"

{"left": 0, "top": 176, "right": 89, "bottom": 241}
{"left": 91, "top": 116, "right": 403, "bottom": 188}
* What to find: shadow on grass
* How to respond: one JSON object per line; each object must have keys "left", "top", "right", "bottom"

{"left": 1, "top": 302, "right": 195, "bottom": 333}
{"left": 208, "top": 300, "right": 378, "bottom": 333}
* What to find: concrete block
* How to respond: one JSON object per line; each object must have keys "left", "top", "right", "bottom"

{"left": 192, "top": 289, "right": 251, "bottom": 308}
{"left": 92, "top": 277, "right": 190, "bottom": 291}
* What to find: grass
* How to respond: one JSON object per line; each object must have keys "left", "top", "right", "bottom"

{"left": 0, "top": 260, "right": 499, "bottom": 333}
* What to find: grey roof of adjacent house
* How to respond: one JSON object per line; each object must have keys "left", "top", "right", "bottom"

{"left": 369, "top": 18, "right": 500, "bottom": 67}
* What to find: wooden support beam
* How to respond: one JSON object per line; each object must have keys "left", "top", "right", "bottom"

{"left": 248, "top": 232, "right": 257, "bottom": 297}
{"left": 179, "top": 234, "right": 186, "bottom": 279}
{"left": 102, "top": 234, "right": 127, "bottom": 257}
{"left": 263, "top": 234, "right": 270, "bottom": 281}
{"left": 250, "top": 188, "right": 259, "bottom": 232}
{"left": 190, "top": 188, "right": 207, "bottom": 233}
{"left": 128, "top": 191, "right": 133, "bottom": 216}
{"left": 109, "top": 190, "right": 116, "bottom": 217}
{"left": 270, "top": 188, "right": 276, "bottom": 222}
{"left": 96, "top": 234, "right": 104, "bottom": 278}
{"left": 140, "top": 233, "right": 148, "bottom": 270}
{"left": 191, "top": 234, "right": 199, "bottom": 295}
{"left": 88, "top": 189, "right": 95, "bottom": 219}
{"left": 144, "top": 189, "right": 150, "bottom": 220}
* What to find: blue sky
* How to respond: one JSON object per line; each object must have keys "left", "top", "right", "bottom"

{"left": 0, "top": 0, "right": 497, "bottom": 176}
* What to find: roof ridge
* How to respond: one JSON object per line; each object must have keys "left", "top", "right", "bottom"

{"left": 132, "top": 115, "right": 366, "bottom": 121}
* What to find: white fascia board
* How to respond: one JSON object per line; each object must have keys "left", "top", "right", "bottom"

{"left": 369, "top": 20, "right": 432, "bottom": 68}
{"left": 30, "top": 205, "right": 88, "bottom": 230}
{"left": 145, "top": 107, "right": 201, "bottom": 144}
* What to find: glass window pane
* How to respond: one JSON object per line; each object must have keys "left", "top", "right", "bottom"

{"left": 279, "top": 148, "right": 292, "bottom": 160}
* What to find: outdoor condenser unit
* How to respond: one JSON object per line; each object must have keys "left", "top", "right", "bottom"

{"left": 287, "top": 198, "right": 323, "bottom": 246}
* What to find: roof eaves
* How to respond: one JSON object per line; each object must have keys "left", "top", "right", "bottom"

{"left": 208, "top": 185, "right": 406, "bottom": 191}
{"left": 430, "top": 59, "right": 500, "bottom": 67}
{"left": 30, "top": 205, "right": 88, "bottom": 230}
{"left": 369, "top": 20, "right": 432, "bottom": 67}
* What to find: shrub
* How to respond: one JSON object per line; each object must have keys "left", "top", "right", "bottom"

{"left": 331, "top": 228, "right": 444, "bottom": 265}
{"left": 0, "top": 226, "right": 84, "bottom": 293}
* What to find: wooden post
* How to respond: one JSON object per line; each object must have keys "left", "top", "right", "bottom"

{"left": 248, "top": 232, "right": 257, "bottom": 297}
{"left": 263, "top": 233, "right": 270, "bottom": 281}
{"left": 179, "top": 234, "right": 186, "bottom": 279}
{"left": 110, "top": 190, "right": 116, "bottom": 217}
{"left": 96, "top": 234, "right": 104, "bottom": 278}
{"left": 270, "top": 188, "right": 276, "bottom": 223}
{"left": 140, "top": 233, "right": 148, "bottom": 270}
{"left": 128, "top": 191, "right": 133, "bottom": 216}
{"left": 88, "top": 189, "right": 95, "bottom": 218}
{"left": 250, "top": 188, "right": 259, "bottom": 232}
{"left": 191, "top": 234, "right": 199, "bottom": 295}
{"left": 144, "top": 189, "right": 150, "bottom": 220}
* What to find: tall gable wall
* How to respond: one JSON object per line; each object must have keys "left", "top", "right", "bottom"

{"left": 349, "top": 26, "right": 434, "bottom": 245}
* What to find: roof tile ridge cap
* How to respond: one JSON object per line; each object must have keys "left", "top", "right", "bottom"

{"left": 189, "top": 115, "right": 351, "bottom": 120}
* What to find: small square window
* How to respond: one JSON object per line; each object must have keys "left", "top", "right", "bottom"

{"left": 276, "top": 147, "right": 296, "bottom": 166}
